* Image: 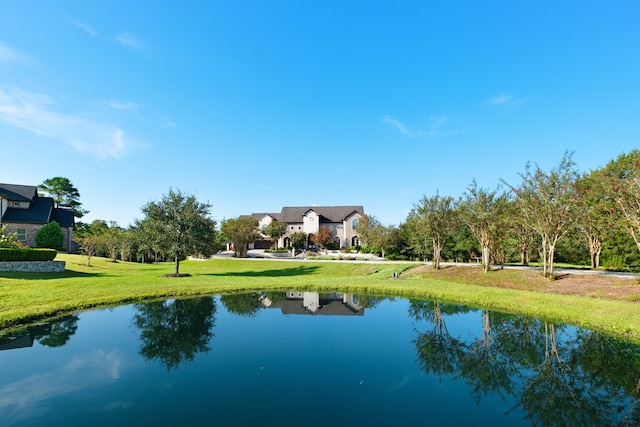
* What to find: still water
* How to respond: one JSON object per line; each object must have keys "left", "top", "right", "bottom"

{"left": 1, "top": 291, "right": 639, "bottom": 427}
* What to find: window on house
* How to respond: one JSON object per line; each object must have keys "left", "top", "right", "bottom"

{"left": 352, "top": 219, "right": 358, "bottom": 229}
{"left": 16, "top": 229, "right": 26, "bottom": 241}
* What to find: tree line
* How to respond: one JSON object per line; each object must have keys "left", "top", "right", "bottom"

{"left": 356, "top": 150, "right": 640, "bottom": 275}
{"left": 37, "top": 149, "right": 640, "bottom": 276}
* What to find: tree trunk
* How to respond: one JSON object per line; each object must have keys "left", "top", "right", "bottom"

{"left": 432, "top": 238, "right": 442, "bottom": 270}
{"left": 520, "top": 247, "right": 529, "bottom": 266}
{"left": 541, "top": 235, "right": 548, "bottom": 277}
{"left": 174, "top": 256, "right": 180, "bottom": 275}
{"left": 482, "top": 245, "right": 490, "bottom": 273}
{"left": 548, "top": 243, "right": 556, "bottom": 277}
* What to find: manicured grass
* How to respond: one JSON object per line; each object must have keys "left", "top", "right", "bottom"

{"left": 1, "top": 254, "right": 640, "bottom": 344}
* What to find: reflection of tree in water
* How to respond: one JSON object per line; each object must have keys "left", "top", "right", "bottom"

{"left": 518, "top": 322, "right": 606, "bottom": 426}
{"left": 570, "top": 330, "right": 640, "bottom": 425}
{"left": 410, "top": 300, "right": 466, "bottom": 378}
{"left": 220, "top": 292, "right": 267, "bottom": 317}
{"left": 458, "top": 310, "right": 517, "bottom": 403}
{"left": 410, "top": 298, "right": 640, "bottom": 426}
{"left": 353, "top": 294, "right": 387, "bottom": 309}
{"left": 133, "top": 297, "right": 216, "bottom": 371}
{"left": 35, "top": 315, "right": 79, "bottom": 347}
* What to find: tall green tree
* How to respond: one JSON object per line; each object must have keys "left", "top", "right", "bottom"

{"left": 504, "top": 152, "right": 580, "bottom": 277}
{"left": 38, "top": 177, "right": 88, "bottom": 218}
{"left": 264, "top": 219, "right": 287, "bottom": 249}
{"left": 459, "top": 181, "right": 508, "bottom": 272}
{"left": 409, "top": 192, "right": 458, "bottom": 269}
{"left": 290, "top": 231, "right": 307, "bottom": 250}
{"left": 140, "top": 189, "right": 216, "bottom": 276}
{"left": 221, "top": 216, "right": 260, "bottom": 258}
{"left": 354, "top": 214, "right": 380, "bottom": 247}
{"left": 575, "top": 170, "right": 617, "bottom": 268}
{"left": 602, "top": 149, "right": 640, "bottom": 252}
{"left": 369, "top": 223, "right": 400, "bottom": 259}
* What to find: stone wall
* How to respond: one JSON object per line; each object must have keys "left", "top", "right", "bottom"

{"left": 0, "top": 261, "right": 66, "bottom": 272}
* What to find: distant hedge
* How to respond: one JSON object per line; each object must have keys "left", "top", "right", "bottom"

{"left": 0, "top": 248, "right": 57, "bottom": 261}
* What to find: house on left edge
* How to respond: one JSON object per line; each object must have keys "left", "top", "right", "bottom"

{"left": 0, "top": 183, "right": 75, "bottom": 252}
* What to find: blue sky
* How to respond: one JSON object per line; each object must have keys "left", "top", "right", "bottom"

{"left": 1, "top": 1, "right": 638, "bottom": 227}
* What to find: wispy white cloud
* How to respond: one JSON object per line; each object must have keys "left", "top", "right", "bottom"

{"left": 115, "top": 33, "right": 145, "bottom": 50}
{"left": 109, "top": 100, "right": 138, "bottom": 111}
{"left": 0, "top": 349, "right": 123, "bottom": 425}
{"left": 383, "top": 116, "right": 413, "bottom": 136}
{"left": 0, "top": 86, "right": 138, "bottom": 159}
{"left": 488, "top": 92, "right": 531, "bottom": 106}
{"left": 383, "top": 115, "right": 449, "bottom": 137}
{"left": 0, "top": 42, "right": 29, "bottom": 63}
{"left": 68, "top": 19, "right": 97, "bottom": 37}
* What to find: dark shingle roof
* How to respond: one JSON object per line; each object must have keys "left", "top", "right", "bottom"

{"left": 276, "top": 206, "right": 364, "bottom": 223}
{"left": 51, "top": 207, "right": 75, "bottom": 228}
{"left": 266, "top": 300, "right": 364, "bottom": 316}
{"left": 2, "top": 196, "right": 53, "bottom": 224}
{"left": 0, "top": 184, "right": 37, "bottom": 202}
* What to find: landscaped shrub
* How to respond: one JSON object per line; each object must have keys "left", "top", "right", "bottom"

{"left": 0, "top": 248, "right": 57, "bottom": 261}
{"left": 602, "top": 255, "right": 628, "bottom": 272}
{"left": 35, "top": 221, "right": 64, "bottom": 250}
{"left": 1, "top": 225, "right": 19, "bottom": 248}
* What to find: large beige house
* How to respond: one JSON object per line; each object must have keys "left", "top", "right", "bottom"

{"left": 251, "top": 205, "right": 365, "bottom": 249}
{"left": 0, "top": 183, "right": 75, "bottom": 251}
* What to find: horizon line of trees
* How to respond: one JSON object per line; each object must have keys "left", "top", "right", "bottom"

{"left": 34, "top": 149, "right": 640, "bottom": 276}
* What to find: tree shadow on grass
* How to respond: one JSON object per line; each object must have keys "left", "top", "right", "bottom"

{"left": 206, "top": 265, "right": 320, "bottom": 278}
{"left": 0, "top": 270, "right": 104, "bottom": 280}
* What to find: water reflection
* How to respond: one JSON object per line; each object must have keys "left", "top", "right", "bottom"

{"left": 0, "top": 315, "right": 79, "bottom": 351}
{"left": 220, "top": 291, "right": 378, "bottom": 317}
{"left": 409, "top": 300, "right": 640, "bottom": 425}
{"left": 2, "top": 292, "right": 640, "bottom": 426}
{"left": 133, "top": 297, "right": 216, "bottom": 370}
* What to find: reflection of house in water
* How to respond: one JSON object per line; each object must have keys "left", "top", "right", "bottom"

{"left": 261, "top": 291, "right": 364, "bottom": 316}
{"left": 0, "top": 324, "right": 51, "bottom": 351}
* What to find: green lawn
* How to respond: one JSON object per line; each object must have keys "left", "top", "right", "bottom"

{"left": 1, "top": 253, "right": 639, "bottom": 343}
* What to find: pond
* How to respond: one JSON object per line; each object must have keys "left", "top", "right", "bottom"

{"left": 1, "top": 291, "right": 639, "bottom": 427}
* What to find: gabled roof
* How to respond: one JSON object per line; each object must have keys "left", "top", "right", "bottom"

{"left": 266, "top": 300, "right": 364, "bottom": 316}
{"left": 51, "top": 207, "right": 75, "bottom": 228}
{"left": 2, "top": 196, "right": 54, "bottom": 224}
{"left": 0, "top": 184, "right": 37, "bottom": 202}
{"left": 276, "top": 206, "right": 364, "bottom": 224}
{"left": 251, "top": 213, "right": 279, "bottom": 221}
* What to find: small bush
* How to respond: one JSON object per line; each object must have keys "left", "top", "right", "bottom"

{"left": 603, "top": 255, "right": 628, "bottom": 272}
{"left": 35, "top": 222, "right": 64, "bottom": 250}
{"left": 0, "top": 248, "right": 57, "bottom": 261}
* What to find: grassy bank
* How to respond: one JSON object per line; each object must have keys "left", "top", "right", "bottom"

{"left": 1, "top": 254, "right": 639, "bottom": 343}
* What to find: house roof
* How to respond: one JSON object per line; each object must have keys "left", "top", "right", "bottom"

{"left": 0, "top": 184, "right": 37, "bottom": 202}
{"left": 51, "top": 207, "right": 75, "bottom": 228}
{"left": 2, "top": 196, "right": 54, "bottom": 224}
{"left": 276, "top": 206, "right": 364, "bottom": 224}
{"left": 251, "top": 213, "right": 279, "bottom": 221}
{"left": 266, "top": 300, "right": 364, "bottom": 316}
